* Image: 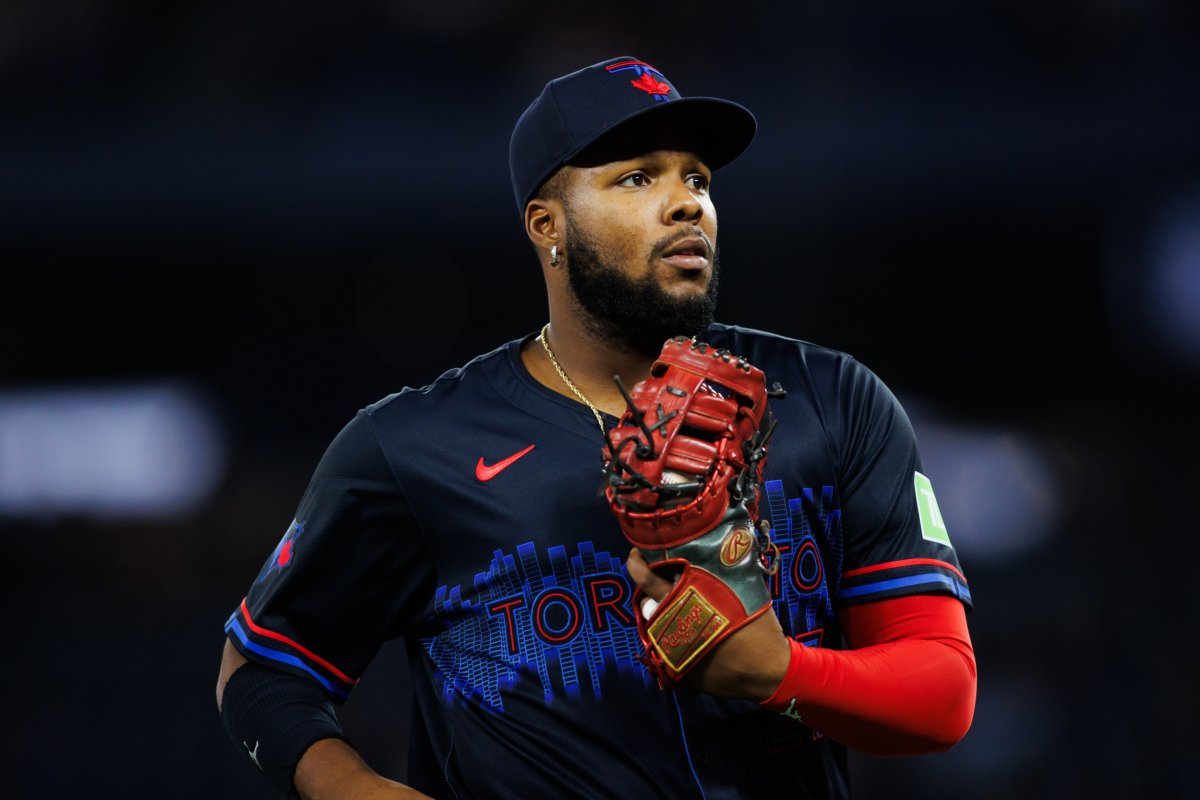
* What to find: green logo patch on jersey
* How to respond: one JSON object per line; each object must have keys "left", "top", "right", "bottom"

{"left": 913, "top": 471, "right": 952, "bottom": 547}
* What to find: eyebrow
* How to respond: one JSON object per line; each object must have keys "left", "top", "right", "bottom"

{"left": 601, "top": 154, "right": 709, "bottom": 172}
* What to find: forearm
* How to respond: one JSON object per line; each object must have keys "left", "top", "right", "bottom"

{"left": 761, "top": 595, "right": 976, "bottom": 756}
{"left": 763, "top": 635, "right": 975, "bottom": 755}
{"left": 295, "top": 738, "right": 431, "bottom": 800}
{"left": 218, "top": 642, "right": 431, "bottom": 800}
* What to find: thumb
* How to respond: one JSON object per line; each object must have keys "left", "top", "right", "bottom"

{"left": 625, "top": 548, "right": 676, "bottom": 615}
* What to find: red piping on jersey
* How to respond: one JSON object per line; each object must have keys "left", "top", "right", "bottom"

{"left": 239, "top": 598, "right": 358, "bottom": 685}
{"left": 842, "top": 558, "right": 967, "bottom": 584}
{"left": 605, "top": 60, "right": 658, "bottom": 71}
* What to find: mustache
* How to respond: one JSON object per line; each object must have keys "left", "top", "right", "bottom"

{"left": 649, "top": 227, "right": 714, "bottom": 260}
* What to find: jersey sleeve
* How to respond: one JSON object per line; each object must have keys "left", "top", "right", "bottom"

{"left": 832, "top": 358, "right": 972, "bottom": 610}
{"left": 224, "top": 409, "right": 436, "bottom": 702}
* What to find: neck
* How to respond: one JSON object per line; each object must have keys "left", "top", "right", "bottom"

{"left": 529, "top": 312, "right": 658, "bottom": 418}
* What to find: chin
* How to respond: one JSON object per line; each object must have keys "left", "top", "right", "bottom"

{"left": 661, "top": 276, "right": 710, "bottom": 296}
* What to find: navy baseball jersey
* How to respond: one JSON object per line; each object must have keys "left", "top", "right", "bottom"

{"left": 225, "top": 323, "right": 971, "bottom": 799}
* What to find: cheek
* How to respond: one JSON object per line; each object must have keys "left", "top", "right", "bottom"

{"left": 610, "top": 218, "right": 649, "bottom": 253}
{"left": 574, "top": 205, "right": 647, "bottom": 254}
{"left": 701, "top": 199, "right": 718, "bottom": 236}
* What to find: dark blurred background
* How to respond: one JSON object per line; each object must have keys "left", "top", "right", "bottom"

{"left": 4, "top": 2, "right": 1199, "bottom": 797}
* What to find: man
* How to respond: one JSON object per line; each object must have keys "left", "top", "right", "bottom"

{"left": 216, "top": 56, "right": 976, "bottom": 799}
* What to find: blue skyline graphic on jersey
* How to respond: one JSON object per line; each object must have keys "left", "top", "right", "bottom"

{"left": 421, "top": 482, "right": 842, "bottom": 713}
{"left": 763, "top": 481, "right": 842, "bottom": 644}
{"left": 422, "top": 540, "right": 652, "bottom": 712}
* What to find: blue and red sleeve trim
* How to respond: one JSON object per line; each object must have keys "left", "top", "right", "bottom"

{"left": 837, "top": 558, "right": 972, "bottom": 610}
{"left": 224, "top": 598, "right": 358, "bottom": 700}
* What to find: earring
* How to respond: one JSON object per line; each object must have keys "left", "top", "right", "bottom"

{"left": 550, "top": 245, "right": 560, "bottom": 267}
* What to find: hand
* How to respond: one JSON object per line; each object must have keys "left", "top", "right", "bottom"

{"left": 605, "top": 338, "right": 786, "bottom": 690}
{"left": 626, "top": 548, "right": 791, "bottom": 701}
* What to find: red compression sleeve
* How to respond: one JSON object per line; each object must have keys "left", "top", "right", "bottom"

{"left": 760, "top": 594, "right": 976, "bottom": 756}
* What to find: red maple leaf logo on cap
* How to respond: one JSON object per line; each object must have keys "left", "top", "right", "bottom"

{"left": 630, "top": 72, "right": 671, "bottom": 96}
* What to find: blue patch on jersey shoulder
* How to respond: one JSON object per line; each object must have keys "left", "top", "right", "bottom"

{"left": 255, "top": 519, "right": 304, "bottom": 584}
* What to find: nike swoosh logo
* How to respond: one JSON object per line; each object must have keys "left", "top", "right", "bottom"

{"left": 475, "top": 444, "right": 536, "bottom": 481}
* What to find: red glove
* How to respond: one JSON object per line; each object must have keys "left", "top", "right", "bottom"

{"left": 604, "top": 337, "right": 783, "bottom": 687}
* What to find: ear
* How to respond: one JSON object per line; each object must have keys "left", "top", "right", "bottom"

{"left": 524, "top": 196, "right": 563, "bottom": 254}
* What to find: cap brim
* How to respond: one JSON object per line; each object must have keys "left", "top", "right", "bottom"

{"left": 564, "top": 96, "right": 757, "bottom": 173}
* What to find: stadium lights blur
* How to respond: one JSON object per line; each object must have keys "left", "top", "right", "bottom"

{"left": 905, "top": 404, "right": 1058, "bottom": 563}
{"left": 1147, "top": 193, "right": 1200, "bottom": 366}
{"left": 0, "top": 384, "right": 224, "bottom": 520}
{"left": 1106, "top": 189, "right": 1200, "bottom": 371}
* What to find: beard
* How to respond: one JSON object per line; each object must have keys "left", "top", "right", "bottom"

{"left": 562, "top": 210, "right": 720, "bottom": 358}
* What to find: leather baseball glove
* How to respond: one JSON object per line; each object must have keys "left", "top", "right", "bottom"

{"left": 604, "top": 336, "right": 783, "bottom": 688}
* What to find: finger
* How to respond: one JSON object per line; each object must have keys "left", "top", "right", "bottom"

{"left": 625, "top": 548, "right": 674, "bottom": 603}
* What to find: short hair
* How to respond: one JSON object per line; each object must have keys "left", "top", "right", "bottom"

{"left": 532, "top": 168, "right": 570, "bottom": 204}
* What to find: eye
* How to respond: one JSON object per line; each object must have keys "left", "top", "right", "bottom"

{"left": 617, "top": 172, "right": 650, "bottom": 187}
{"left": 687, "top": 174, "right": 710, "bottom": 192}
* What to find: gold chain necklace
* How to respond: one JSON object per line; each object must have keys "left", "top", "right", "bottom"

{"left": 538, "top": 323, "right": 606, "bottom": 436}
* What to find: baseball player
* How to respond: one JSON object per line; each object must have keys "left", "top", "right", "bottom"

{"left": 216, "top": 56, "right": 976, "bottom": 799}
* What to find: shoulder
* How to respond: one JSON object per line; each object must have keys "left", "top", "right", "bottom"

{"left": 363, "top": 339, "right": 515, "bottom": 420}
{"left": 316, "top": 340, "right": 522, "bottom": 490}
{"left": 706, "top": 323, "right": 909, "bottom": 445}
{"left": 705, "top": 322, "right": 873, "bottom": 391}
{"left": 707, "top": 322, "right": 850, "bottom": 365}
{"left": 317, "top": 340, "right": 523, "bottom": 466}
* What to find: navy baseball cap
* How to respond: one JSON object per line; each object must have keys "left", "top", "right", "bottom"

{"left": 509, "top": 56, "right": 756, "bottom": 212}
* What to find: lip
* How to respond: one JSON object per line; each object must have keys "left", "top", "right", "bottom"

{"left": 660, "top": 237, "right": 710, "bottom": 271}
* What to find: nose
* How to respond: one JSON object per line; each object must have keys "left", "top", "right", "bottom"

{"left": 663, "top": 179, "right": 704, "bottom": 225}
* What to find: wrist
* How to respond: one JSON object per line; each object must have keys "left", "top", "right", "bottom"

{"left": 219, "top": 662, "right": 346, "bottom": 797}
{"left": 750, "top": 633, "right": 793, "bottom": 701}
{"left": 295, "top": 738, "right": 372, "bottom": 799}
{"left": 759, "top": 637, "right": 806, "bottom": 713}
{"left": 297, "top": 739, "right": 432, "bottom": 800}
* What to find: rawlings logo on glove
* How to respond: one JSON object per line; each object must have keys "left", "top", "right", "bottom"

{"left": 603, "top": 337, "right": 785, "bottom": 687}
